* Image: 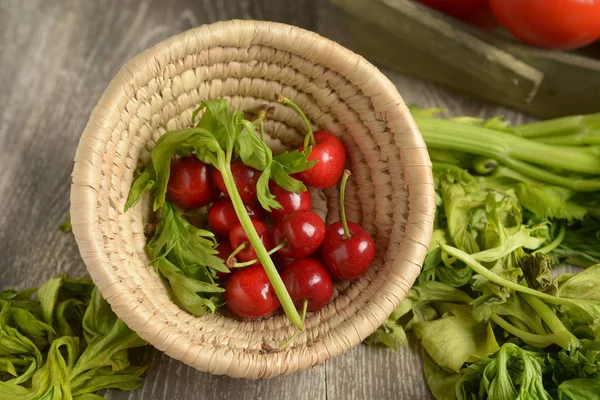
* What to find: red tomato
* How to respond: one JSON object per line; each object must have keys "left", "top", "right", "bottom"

{"left": 416, "top": 0, "right": 498, "bottom": 29}
{"left": 488, "top": 0, "right": 600, "bottom": 49}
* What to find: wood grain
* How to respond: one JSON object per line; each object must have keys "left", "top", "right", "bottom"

{"left": 110, "top": 351, "right": 326, "bottom": 400}
{"left": 0, "top": 0, "right": 533, "bottom": 399}
{"left": 333, "top": 0, "right": 544, "bottom": 108}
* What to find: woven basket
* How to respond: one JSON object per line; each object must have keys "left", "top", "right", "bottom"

{"left": 70, "top": 20, "right": 434, "bottom": 379}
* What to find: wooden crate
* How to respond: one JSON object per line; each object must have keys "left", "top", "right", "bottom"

{"left": 332, "top": 0, "right": 600, "bottom": 118}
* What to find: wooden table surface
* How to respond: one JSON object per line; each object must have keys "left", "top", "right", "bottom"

{"left": 0, "top": 1, "right": 533, "bottom": 399}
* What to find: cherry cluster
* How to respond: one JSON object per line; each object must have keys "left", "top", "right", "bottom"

{"left": 166, "top": 130, "right": 375, "bottom": 320}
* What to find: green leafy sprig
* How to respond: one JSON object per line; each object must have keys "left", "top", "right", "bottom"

{"left": 125, "top": 98, "right": 316, "bottom": 328}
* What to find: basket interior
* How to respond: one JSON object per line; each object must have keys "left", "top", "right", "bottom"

{"left": 71, "top": 20, "right": 432, "bottom": 378}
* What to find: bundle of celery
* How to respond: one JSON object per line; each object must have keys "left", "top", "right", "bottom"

{"left": 368, "top": 108, "right": 600, "bottom": 399}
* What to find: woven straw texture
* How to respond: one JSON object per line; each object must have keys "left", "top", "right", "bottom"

{"left": 70, "top": 20, "right": 435, "bottom": 379}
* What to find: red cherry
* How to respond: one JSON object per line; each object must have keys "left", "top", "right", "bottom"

{"left": 281, "top": 258, "right": 333, "bottom": 312}
{"left": 320, "top": 170, "right": 375, "bottom": 280}
{"left": 274, "top": 254, "right": 296, "bottom": 272}
{"left": 297, "top": 130, "right": 346, "bottom": 189}
{"left": 225, "top": 265, "right": 281, "bottom": 319}
{"left": 229, "top": 219, "right": 273, "bottom": 263}
{"left": 268, "top": 180, "right": 312, "bottom": 220}
{"left": 272, "top": 210, "right": 326, "bottom": 258}
{"left": 245, "top": 203, "right": 264, "bottom": 220}
{"left": 215, "top": 241, "right": 233, "bottom": 279}
{"left": 208, "top": 198, "right": 264, "bottom": 238}
{"left": 321, "top": 223, "right": 375, "bottom": 280}
{"left": 212, "top": 162, "right": 260, "bottom": 203}
{"left": 166, "top": 156, "right": 218, "bottom": 208}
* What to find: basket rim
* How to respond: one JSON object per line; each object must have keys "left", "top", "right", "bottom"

{"left": 70, "top": 19, "right": 435, "bottom": 378}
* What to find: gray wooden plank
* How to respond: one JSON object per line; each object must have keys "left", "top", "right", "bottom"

{"left": 108, "top": 351, "right": 326, "bottom": 400}
{"left": 327, "top": 341, "right": 429, "bottom": 400}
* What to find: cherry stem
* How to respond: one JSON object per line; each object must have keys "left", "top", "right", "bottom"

{"left": 275, "top": 94, "right": 315, "bottom": 147}
{"left": 277, "top": 299, "right": 308, "bottom": 350}
{"left": 228, "top": 242, "right": 247, "bottom": 262}
{"left": 339, "top": 169, "right": 352, "bottom": 239}
{"left": 301, "top": 298, "right": 308, "bottom": 322}
{"left": 234, "top": 240, "right": 288, "bottom": 268}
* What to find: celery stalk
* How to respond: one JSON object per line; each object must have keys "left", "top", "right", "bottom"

{"left": 415, "top": 115, "right": 600, "bottom": 191}
{"left": 510, "top": 113, "right": 600, "bottom": 139}
{"left": 414, "top": 115, "right": 600, "bottom": 175}
{"left": 535, "top": 132, "right": 600, "bottom": 146}
{"left": 498, "top": 158, "right": 600, "bottom": 192}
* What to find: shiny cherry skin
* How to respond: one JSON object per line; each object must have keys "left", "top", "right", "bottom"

{"left": 273, "top": 254, "right": 296, "bottom": 272}
{"left": 281, "top": 258, "right": 333, "bottom": 312}
{"left": 320, "top": 221, "right": 375, "bottom": 280}
{"left": 212, "top": 162, "right": 260, "bottom": 203}
{"left": 208, "top": 198, "right": 264, "bottom": 237}
{"left": 268, "top": 180, "right": 312, "bottom": 220}
{"left": 166, "top": 156, "right": 218, "bottom": 208}
{"left": 297, "top": 130, "right": 346, "bottom": 189}
{"left": 272, "top": 210, "right": 326, "bottom": 258}
{"left": 215, "top": 241, "right": 233, "bottom": 279}
{"left": 229, "top": 219, "right": 273, "bottom": 263}
{"left": 225, "top": 265, "right": 281, "bottom": 319}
